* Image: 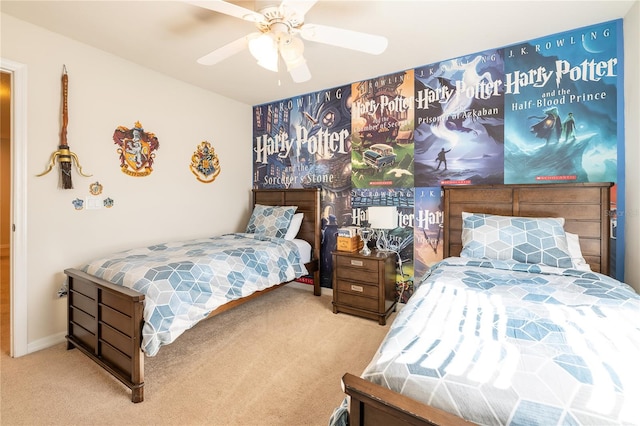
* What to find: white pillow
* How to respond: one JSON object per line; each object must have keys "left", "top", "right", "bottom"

{"left": 245, "top": 204, "right": 297, "bottom": 238}
{"left": 565, "top": 232, "right": 592, "bottom": 271}
{"left": 460, "top": 212, "right": 573, "bottom": 268}
{"left": 284, "top": 213, "right": 304, "bottom": 240}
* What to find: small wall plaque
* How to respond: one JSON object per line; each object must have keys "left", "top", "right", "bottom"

{"left": 190, "top": 141, "right": 221, "bottom": 183}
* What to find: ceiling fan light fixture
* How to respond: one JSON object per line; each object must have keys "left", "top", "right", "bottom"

{"left": 280, "top": 35, "right": 304, "bottom": 63}
{"left": 248, "top": 33, "right": 278, "bottom": 72}
{"left": 279, "top": 35, "right": 310, "bottom": 82}
{"left": 193, "top": 0, "right": 386, "bottom": 84}
{"left": 257, "top": 56, "right": 279, "bottom": 72}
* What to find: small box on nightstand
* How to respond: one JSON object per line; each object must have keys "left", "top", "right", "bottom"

{"left": 336, "top": 236, "right": 363, "bottom": 252}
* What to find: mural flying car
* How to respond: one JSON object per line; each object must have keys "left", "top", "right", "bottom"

{"left": 363, "top": 144, "right": 397, "bottom": 169}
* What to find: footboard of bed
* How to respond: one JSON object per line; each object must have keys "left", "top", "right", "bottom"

{"left": 342, "top": 373, "right": 473, "bottom": 426}
{"left": 65, "top": 268, "right": 145, "bottom": 403}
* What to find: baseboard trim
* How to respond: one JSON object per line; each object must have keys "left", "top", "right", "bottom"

{"left": 27, "top": 331, "right": 66, "bottom": 354}
{"left": 288, "top": 280, "right": 332, "bottom": 297}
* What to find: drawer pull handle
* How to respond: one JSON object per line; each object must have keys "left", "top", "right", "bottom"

{"left": 351, "top": 284, "right": 363, "bottom": 293}
{"left": 350, "top": 260, "right": 364, "bottom": 267}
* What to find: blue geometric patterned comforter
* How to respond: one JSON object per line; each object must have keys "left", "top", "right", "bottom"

{"left": 361, "top": 257, "right": 640, "bottom": 425}
{"left": 82, "top": 233, "right": 308, "bottom": 356}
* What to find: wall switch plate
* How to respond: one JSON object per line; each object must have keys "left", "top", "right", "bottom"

{"left": 85, "top": 196, "right": 102, "bottom": 210}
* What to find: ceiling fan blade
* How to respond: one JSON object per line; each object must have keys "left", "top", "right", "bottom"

{"left": 197, "top": 35, "right": 250, "bottom": 65}
{"left": 279, "top": 35, "right": 310, "bottom": 82}
{"left": 288, "top": 59, "right": 312, "bottom": 83}
{"left": 183, "top": 0, "right": 264, "bottom": 23}
{"left": 281, "top": 0, "right": 318, "bottom": 19}
{"left": 300, "top": 24, "right": 388, "bottom": 55}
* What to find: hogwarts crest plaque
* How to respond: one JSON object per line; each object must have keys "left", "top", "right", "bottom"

{"left": 113, "top": 121, "right": 160, "bottom": 177}
{"left": 190, "top": 141, "right": 221, "bottom": 183}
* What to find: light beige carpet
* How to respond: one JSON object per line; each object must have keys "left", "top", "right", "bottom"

{"left": 0, "top": 285, "right": 396, "bottom": 425}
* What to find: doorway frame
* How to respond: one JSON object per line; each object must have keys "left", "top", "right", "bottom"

{"left": 1, "top": 58, "right": 28, "bottom": 357}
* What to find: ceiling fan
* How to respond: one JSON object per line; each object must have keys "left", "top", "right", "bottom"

{"left": 185, "top": 0, "right": 388, "bottom": 83}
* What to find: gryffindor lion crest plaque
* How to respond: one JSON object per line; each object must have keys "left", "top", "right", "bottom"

{"left": 113, "top": 121, "right": 159, "bottom": 177}
{"left": 190, "top": 141, "right": 221, "bottom": 183}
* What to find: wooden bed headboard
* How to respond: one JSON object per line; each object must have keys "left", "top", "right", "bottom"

{"left": 253, "top": 188, "right": 322, "bottom": 295}
{"left": 442, "top": 183, "right": 613, "bottom": 275}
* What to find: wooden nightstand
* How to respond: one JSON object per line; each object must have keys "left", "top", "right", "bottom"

{"left": 332, "top": 250, "right": 397, "bottom": 325}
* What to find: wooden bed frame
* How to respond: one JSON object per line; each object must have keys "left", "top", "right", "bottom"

{"left": 64, "top": 188, "right": 321, "bottom": 403}
{"left": 342, "top": 182, "right": 613, "bottom": 425}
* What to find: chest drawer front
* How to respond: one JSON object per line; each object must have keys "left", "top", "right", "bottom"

{"left": 337, "top": 291, "right": 379, "bottom": 311}
{"left": 335, "top": 255, "right": 379, "bottom": 273}
{"left": 335, "top": 279, "right": 379, "bottom": 299}
{"left": 336, "top": 267, "right": 378, "bottom": 282}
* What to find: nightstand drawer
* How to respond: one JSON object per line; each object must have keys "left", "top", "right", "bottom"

{"left": 336, "top": 291, "right": 378, "bottom": 311}
{"left": 336, "top": 267, "right": 378, "bottom": 282}
{"left": 335, "top": 279, "right": 379, "bottom": 298}
{"left": 334, "top": 255, "right": 379, "bottom": 273}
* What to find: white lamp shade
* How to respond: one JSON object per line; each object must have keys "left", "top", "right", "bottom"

{"left": 248, "top": 33, "right": 278, "bottom": 72}
{"left": 367, "top": 206, "right": 397, "bottom": 230}
{"left": 280, "top": 36, "right": 304, "bottom": 63}
{"left": 279, "top": 36, "right": 311, "bottom": 82}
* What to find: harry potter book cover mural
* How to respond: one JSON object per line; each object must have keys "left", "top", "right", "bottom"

{"left": 503, "top": 20, "right": 621, "bottom": 184}
{"left": 351, "top": 70, "right": 415, "bottom": 189}
{"left": 351, "top": 187, "right": 415, "bottom": 300}
{"left": 414, "top": 49, "right": 505, "bottom": 187}
{"left": 253, "top": 19, "right": 625, "bottom": 291}
{"left": 253, "top": 85, "right": 353, "bottom": 287}
{"left": 413, "top": 187, "right": 444, "bottom": 280}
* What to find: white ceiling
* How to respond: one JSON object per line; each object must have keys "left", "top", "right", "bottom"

{"left": 2, "top": 0, "right": 636, "bottom": 106}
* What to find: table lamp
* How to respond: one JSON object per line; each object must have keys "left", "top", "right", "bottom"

{"left": 367, "top": 206, "right": 397, "bottom": 256}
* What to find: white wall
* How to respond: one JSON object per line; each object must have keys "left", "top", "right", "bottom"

{"left": 624, "top": 1, "right": 640, "bottom": 293}
{"left": 1, "top": 14, "right": 253, "bottom": 350}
